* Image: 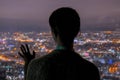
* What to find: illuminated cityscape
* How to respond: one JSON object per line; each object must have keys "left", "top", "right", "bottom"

{"left": 0, "top": 0, "right": 120, "bottom": 79}
{"left": 0, "top": 30, "right": 119, "bottom": 80}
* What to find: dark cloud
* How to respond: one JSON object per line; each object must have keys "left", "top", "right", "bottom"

{"left": 0, "top": 0, "right": 120, "bottom": 32}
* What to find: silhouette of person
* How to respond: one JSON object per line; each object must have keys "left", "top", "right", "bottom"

{"left": 19, "top": 7, "right": 100, "bottom": 80}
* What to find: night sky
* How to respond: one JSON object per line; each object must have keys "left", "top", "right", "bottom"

{"left": 0, "top": 0, "right": 120, "bottom": 32}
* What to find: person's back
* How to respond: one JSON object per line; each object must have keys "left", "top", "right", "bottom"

{"left": 27, "top": 49, "right": 100, "bottom": 80}
{"left": 25, "top": 7, "right": 100, "bottom": 80}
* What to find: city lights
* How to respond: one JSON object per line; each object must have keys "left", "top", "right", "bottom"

{"left": 0, "top": 31, "right": 120, "bottom": 79}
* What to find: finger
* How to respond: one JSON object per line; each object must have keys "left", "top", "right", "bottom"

{"left": 18, "top": 52, "right": 24, "bottom": 58}
{"left": 21, "top": 44, "right": 27, "bottom": 52}
{"left": 20, "top": 46, "right": 26, "bottom": 53}
{"left": 25, "top": 44, "right": 30, "bottom": 53}
{"left": 33, "top": 51, "right": 36, "bottom": 57}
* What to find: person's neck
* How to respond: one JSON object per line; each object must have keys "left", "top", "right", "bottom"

{"left": 56, "top": 43, "right": 74, "bottom": 51}
{"left": 55, "top": 36, "right": 74, "bottom": 50}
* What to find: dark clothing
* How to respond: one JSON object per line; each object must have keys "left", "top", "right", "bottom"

{"left": 26, "top": 49, "right": 100, "bottom": 80}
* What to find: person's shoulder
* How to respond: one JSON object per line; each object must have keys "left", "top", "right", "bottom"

{"left": 79, "top": 57, "right": 99, "bottom": 70}
{"left": 29, "top": 50, "right": 56, "bottom": 65}
{"left": 26, "top": 52, "right": 55, "bottom": 80}
{"left": 79, "top": 58, "right": 100, "bottom": 79}
{"left": 84, "top": 58, "right": 97, "bottom": 67}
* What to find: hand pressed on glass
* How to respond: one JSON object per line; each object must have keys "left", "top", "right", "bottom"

{"left": 18, "top": 44, "right": 36, "bottom": 64}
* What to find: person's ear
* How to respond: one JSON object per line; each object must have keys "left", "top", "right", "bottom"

{"left": 51, "top": 31, "right": 57, "bottom": 41}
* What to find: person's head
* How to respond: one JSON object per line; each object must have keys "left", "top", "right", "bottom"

{"left": 49, "top": 7, "right": 80, "bottom": 47}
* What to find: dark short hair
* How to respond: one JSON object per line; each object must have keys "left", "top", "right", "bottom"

{"left": 49, "top": 7, "right": 80, "bottom": 43}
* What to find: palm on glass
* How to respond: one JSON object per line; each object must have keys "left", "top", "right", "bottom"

{"left": 18, "top": 44, "right": 36, "bottom": 64}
